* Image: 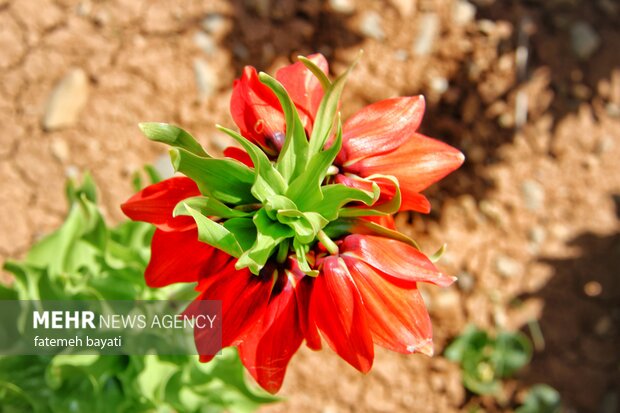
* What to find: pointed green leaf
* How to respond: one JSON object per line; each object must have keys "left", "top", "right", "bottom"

{"left": 304, "top": 182, "right": 378, "bottom": 221}
{"left": 184, "top": 205, "right": 243, "bottom": 258}
{"left": 223, "top": 218, "right": 257, "bottom": 251}
{"left": 139, "top": 123, "right": 209, "bottom": 157}
{"left": 339, "top": 174, "right": 401, "bottom": 217}
{"left": 298, "top": 55, "right": 331, "bottom": 90}
{"left": 170, "top": 147, "right": 256, "bottom": 205}
{"left": 287, "top": 121, "right": 343, "bottom": 207}
{"left": 324, "top": 217, "right": 420, "bottom": 249}
{"left": 173, "top": 196, "right": 252, "bottom": 219}
{"left": 217, "top": 125, "right": 287, "bottom": 201}
{"left": 308, "top": 55, "right": 359, "bottom": 155}
{"left": 259, "top": 72, "right": 310, "bottom": 183}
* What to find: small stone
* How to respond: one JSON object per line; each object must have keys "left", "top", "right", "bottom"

{"left": 521, "top": 180, "right": 545, "bottom": 211}
{"left": 571, "top": 22, "right": 601, "bottom": 60}
{"left": 394, "top": 49, "right": 409, "bottom": 61}
{"left": 193, "top": 58, "right": 218, "bottom": 101}
{"left": 50, "top": 138, "right": 70, "bottom": 163}
{"left": 153, "top": 154, "right": 175, "bottom": 180}
{"left": 528, "top": 226, "right": 546, "bottom": 245}
{"left": 329, "top": 0, "right": 355, "bottom": 14}
{"left": 359, "top": 12, "right": 385, "bottom": 41}
{"left": 430, "top": 76, "right": 449, "bottom": 94}
{"left": 413, "top": 13, "right": 439, "bottom": 56}
{"left": 388, "top": 0, "right": 415, "bottom": 16}
{"left": 594, "top": 316, "right": 613, "bottom": 336}
{"left": 453, "top": 0, "right": 476, "bottom": 25}
{"left": 584, "top": 280, "right": 602, "bottom": 297}
{"left": 495, "top": 254, "right": 522, "bottom": 278}
{"left": 194, "top": 31, "right": 217, "bottom": 55}
{"left": 43, "top": 68, "right": 89, "bottom": 131}
{"left": 201, "top": 14, "right": 229, "bottom": 39}
{"left": 456, "top": 271, "right": 475, "bottom": 292}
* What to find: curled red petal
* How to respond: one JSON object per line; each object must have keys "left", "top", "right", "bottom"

{"left": 230, "top": 66, "right": 285, "bottom": 154}
{"left": 146, "top": 227, "right": 217, "bottom": 287}
{"left": 339, "top": 96, "right": 426, "bottom": 165}
{"left": 121, "top": 177, "right": 200, "bottom": 231}
{"left": 361, "top": 215, "right": 397, "bottom": 230}
{"left": 238, "top": 274, "right": 303, "bottom": 393}
{"left": 343, "top": 256, "right": 434, "bottom": 356}
{"left": 310, "top": 256, "right": 374, "bottom": 372}
{"left": 341, "top": 234, "right": 455, "bottom": 287}
{"left": 223, "top": 146, "right": 254, "bottom": 168}
{"left": 349, "top": 132, "right": 465, "bottom": 195}
{"left": 276, "top": 53, "right": 328, "bottom": 126}
{"left": 195, "top": 263, "right": 273, "bottom": 359}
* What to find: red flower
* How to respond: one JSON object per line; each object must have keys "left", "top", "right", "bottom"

{"left": 228, "top": 55, "right": 464, "bottom": 213}
{"left": 123, "top": 180, "right": 453, "bottom": 392}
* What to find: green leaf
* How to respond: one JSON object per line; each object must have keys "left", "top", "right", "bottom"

{"left": 223, "top": 218, "right": 257, "bottom": 251}
{"left": 308, "top": 56, "right": 358, "bottom": 155}
{"left": 287, "top": 122, "right": 343, "bottom": 208}
{"left": 259, "top": 73, "right": 310, "bottom": 183}
{"left": 493, "top": 331, "right": 532, "bottom": 378}
{"left": 139, "top": 123, "right": 209, "bottom": 157}
{"left": 236, "top": 209, "right": 293, "bottom": 274}
{"left": 298, "top": 55, "right": 331, "bottom": 90}
{"left": 323, "top": 217, "right": 419, "bottom": 249}
{"left": 305, "top": 183, "right": 378, "bottom": 221}
{"left": 338, "top": 174, "right": 402, "bottom": 217}
{"left": 184, "top": 204, "right": 244, "bottom": 258}
{"left": 173, "top": 196, "right": 253, "bottom": 219}
{"left": 516, "top": 384, "right": 561, "bottom": 413}
{"left": 170, "top": 147, "right": 256, "bottom": 205}
{"left": 217, "top": 126, "right": 287, "bottom": 202}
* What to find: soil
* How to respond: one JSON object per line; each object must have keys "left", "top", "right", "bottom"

{"left": 1, "top": 0, "right": 619, "bottom": 412}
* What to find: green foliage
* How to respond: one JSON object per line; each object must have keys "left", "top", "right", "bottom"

{"left": 445, "top": 325, "right": 532, "bottom": 396}
{"left": 516, "top": 384, "right": 561, "bottom": 413}
{"left": 0, "top": 170, "right": 278, "bottom": 413}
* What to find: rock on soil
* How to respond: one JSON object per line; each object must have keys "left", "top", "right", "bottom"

{"left": 42, "top": 69, "right": 90, "bottom": 131}
{"left": 413, "top": 13, "right": 440, "bottom": 56}
{"left": 570, "top": 22, "right": 601, "bottom": 60}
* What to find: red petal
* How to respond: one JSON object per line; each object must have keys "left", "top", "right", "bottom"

{"left": 339, "top": 96, "right": 426, "bottom": 165}
{"left": 223, "top": 146, "right": 254, "bottom": 168}
{"left": 349, "top": 132, "right": 465, "bottom": 195}
{"left": 195, "top": 263, "right": 273, "bottom": 359}
{"left": 145, "top": 228, "right": 220, "bottom": 287}
{"left": 290, "top": 266, "right": 321, "bottom": 350}
{"left": 343, "top": 256, "right": 434, "bottom": 355}
{"left": 276, "top": 53, "right": 328, "bottom": 126}
{"left": 238, "top": 275, "right": 303, "bottom": 393}
{"left": 121, "top": 177, "right": 200, "bottom": 231}
{"left": 230, "top": 66, "right": 285, "bottom": 154}
{"left": 341, "top": 234, "right": 455, "bottom": 287}
{"left": 310, "top": 256, "right": 374, "bottom": 372}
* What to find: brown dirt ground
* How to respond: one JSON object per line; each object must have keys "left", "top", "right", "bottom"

{"left": 1, "top": 0, "right": 619, "bottom": 412}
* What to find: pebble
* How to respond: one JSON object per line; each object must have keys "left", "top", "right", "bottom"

{"left": 452, "top": 0, "right": 476, "bottom": 26}
{"left": 494, "top": 254, "right": 522, "bottom": 278}
{"left": 201, "top": 14, "right": 228, "bottom": 39}
{"left": 42, "top": 68, "right": 89, "bottom": 131}
{"left": 194, "top": 31, "right": 217, "bottom": 55}
{"left": 521, "top": 180, "right": 545, "bottom": 211}
{"left": 430, "top": 76, "right": 449, "bottom": 94}
{"left": 570, "top": 22, "right": 601, "bottom": 60}
{"left": 413, "top": 13, "right": 440, "bottom": 56}
{"left": 193, "top": 58, "right": 218, "bottom": 101}
{"left": 329, "top": 0, "right": 355, "bottom": 14}
{"left": 388, "top": 0, "right": 415, "bottom": 16}
{"left": 528, "top": 225, "right": 547, "bottom": 245}
{"left": 456, "top": 271, "right": 475, "bottom": 292}
{"left": 394, "top": 49, "right": 409, "bottom": 61}
{"left": 359, "top": 11, "right": 385, "bottom": 41}
{"left": 50, "top": 138, "right": 70, "bottom": 163}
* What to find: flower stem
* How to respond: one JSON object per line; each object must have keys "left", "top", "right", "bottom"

{"left": 317, "top": 230, "right": 339, "bottom": 255}
{"left": 276, "top": 239, "right": 289, "bottom": 263}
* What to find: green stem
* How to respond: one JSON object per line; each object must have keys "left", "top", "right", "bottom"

{"left": 317, "top": 230, "right": 339, "bottom": 255}
{"left": 276, "top": 240, "right": 289, "bottom": 263}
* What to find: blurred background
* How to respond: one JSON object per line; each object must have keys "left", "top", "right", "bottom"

{"left": 0, "top": 0, "right": 618, "bottom": 412}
